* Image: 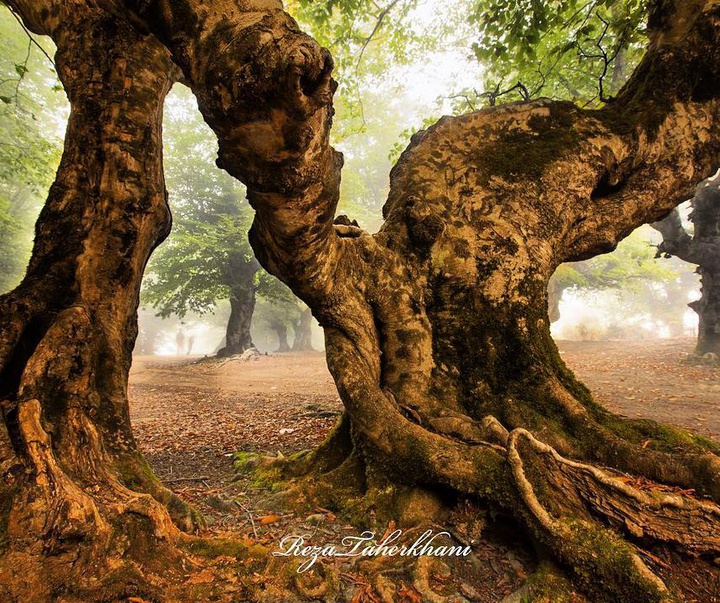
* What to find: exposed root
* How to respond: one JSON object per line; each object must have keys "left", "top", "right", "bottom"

{"left": 501, "top": 560, "right": 580, "bottom": 603}
{"left": 6, "top": 399, "right": 108, "bottom": 549}
{"left": 529, "top": 378, "right": 720, "bottom": 502}
{"left": 506, "top": 426, "right": 720, "bottom": 601}
{"left": 509, "top": 428, "right": 720, "bottom": 552}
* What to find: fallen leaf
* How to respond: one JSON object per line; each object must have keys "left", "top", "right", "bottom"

{"left": 258, "top": 514, "right": 282, "bottom": 525}
{"left": 397, "top": 582, "right": 423, "bottom": 603}
{"left": 186, "top": 569, "right": 215, "bottom": 585}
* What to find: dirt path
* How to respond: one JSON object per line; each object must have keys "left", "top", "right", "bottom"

{"left": 557, "top": 339, "right": 720, "bottom": 440}
{"left": 130, "top": 339, "right": 720, "bottom": 454}
{"left": 129, "top": 351, "right": 341, "bottom": 492}
{"left": 127, "top": 339, "right": 720, "bottom": 602}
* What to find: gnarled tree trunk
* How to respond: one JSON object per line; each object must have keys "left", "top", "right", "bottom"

{"left": 653, "top": 175, "right": 720, "bottom": 358}
{"left": 217, "top": 253, "right": 259, "bottom": 357}
{"left": 0, "top": 2, "right": 197, "bottom": 599}
{"left": 126, "top": 0, "right": 720, "bottom": 599}
{"left": 271, "top": 318, "right": 291, "bottom": 353}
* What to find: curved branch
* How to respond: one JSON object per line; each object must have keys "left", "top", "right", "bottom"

{"left": 3, "top": 0, "right": 66, "bottom": 36}
{"left": 651, "top": 208, "right": 698, "bottom": 263}
{"left": 118, "top": 0, "right": 343, "bottom": 303}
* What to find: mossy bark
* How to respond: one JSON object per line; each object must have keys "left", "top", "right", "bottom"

{"left": 0, "top": 2, "right": 200, "bottom": 600}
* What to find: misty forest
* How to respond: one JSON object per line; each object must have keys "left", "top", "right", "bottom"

{"left": 0, "top": 0, "right": 720, "bottom": 601}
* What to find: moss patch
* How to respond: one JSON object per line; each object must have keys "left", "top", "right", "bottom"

{"left": 183, "top": 536, "right": 268, "bottom": 563}
{"left": 478, "top": 102, "right": 581, "bottom": 182}
{"left": 233, "top": 451, "right": 285, "bottom": 491}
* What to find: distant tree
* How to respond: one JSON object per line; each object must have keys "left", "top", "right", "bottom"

{"left": 652, "top": 175, "right": 720, "bottom": 358}
{"left": 255, "top": 275, "right": 315, "bottom": 352}
{"left": 548, "top": 228, "right": 681, "bottom": 324}
{"left": 0, "top": 6, "right": 63, "bottom": 292}
{"left": 141, "top": 86, "right": 261, "bottom": 357}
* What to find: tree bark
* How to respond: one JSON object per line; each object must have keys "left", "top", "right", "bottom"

{"left": 546, "top": 275, "right": 565, "bottom": 323}
{"left": 291, "top": 307, "right": 314, "bottom": 351}
{"left": 271, "top": 319, "right": 291, "bottom": 353}
{"left": 0, "top": 2, "right": 199, "bottom": 599}
{"left": 217, "top": 253, "right": 259, "bottom": 357}
{"left": 125, "top": 0, "right": 720, "bottom": 599}
{"left": 653, "top": 176, "right": 720, "bottom": 357}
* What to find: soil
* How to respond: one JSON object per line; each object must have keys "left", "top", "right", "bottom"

{"left": 128, "top": 338, "right": 720, "bottom": 602}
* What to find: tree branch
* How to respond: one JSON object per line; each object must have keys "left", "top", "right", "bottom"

{"left": 116, "top": 0, "right": 343, "bottom": 303}
{"left": 651, "top": 208, "right": 697, "bottom": 263}
{"left": 2, "top": 0, "right": 64, "bottom": 36}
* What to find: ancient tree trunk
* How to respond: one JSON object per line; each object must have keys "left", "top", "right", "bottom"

{"left": 0, "top": 2, "right": 196, "bottom": 599}
{"left": 217, "top": 253, "right": 259, "bottom": 357}
{"left": 653, "top": 176, "right": 720, "bottom": 358}
{"left": 127, "top": 0, "right": 720, "bottom": 599}
{"left": 291, "top": 307, "right": 314, "bottom": 351}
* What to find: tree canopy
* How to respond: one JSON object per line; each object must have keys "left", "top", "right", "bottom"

{"left": 0, "top": 6, "right": 64, "bottom": 292}
{"left": 141, "top": 86, "right": 255, "bottom": 319}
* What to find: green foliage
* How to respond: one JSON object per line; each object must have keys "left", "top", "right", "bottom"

{"left": 551, "top": 228, "right": 691, "bottom": 334}
{"left": 458, "top": 0, "right": 648, "bottom": 110}
{"left": 285, "top": 0, "right": 457, "bottom": 139}
{"left": 0, "top": 6, "right": 65, "bottom": 293}
{"left": 254, "top": 274, "right": 308, "bottom": 342}
{"left": 143, "top": 86, "right": 297, "bottom": 321}
{"left": 142, "top": 86, "right": 255, "bottom": 318}
{"left": 554, "top": 228, "right": 679, "bottom": 293}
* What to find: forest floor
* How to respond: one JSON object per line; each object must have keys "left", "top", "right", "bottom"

{"left": 128, "top": 338, "right": 720, "bottom": 602}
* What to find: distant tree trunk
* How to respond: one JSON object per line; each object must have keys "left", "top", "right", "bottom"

{"left": 0, "top": 2, "right": 197, "bottom": 599}
{"left": 132, "top": 0, "right": 720, "bottom": 599}
{"left": 546, "top": 275, "right": 565, "bottom": 323}
{"left": 271, "top": 319, "right": 291, "bottom": 352}
{"left": 217, "top": 254, "right": 259, "bottom": 357}
{"left": 291, "top": 307, "right": 314, "bottom": 351}
{"left": 653, "top": 176, "right": 720, "bottom": 357}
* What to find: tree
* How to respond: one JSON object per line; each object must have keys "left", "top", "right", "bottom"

{"left": 0, "top": 3, "right": 198, "bottom": 599}
{"left": 1, "top": 1, "right": 720, "bottom": 602}
{"left": 653, "top": 175, "right": 720, "bottom": 358}
{"left": 254, "top": 275, "right": 315, "bottom": 352}
{"left": 0, "top": 7, "right": 64, "bottom": 292}
{"left": 250, "top": 239, "right": 323, "bottom": 358}
{"left": 141, "top": 86, "right": 261, "bottom": 357}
